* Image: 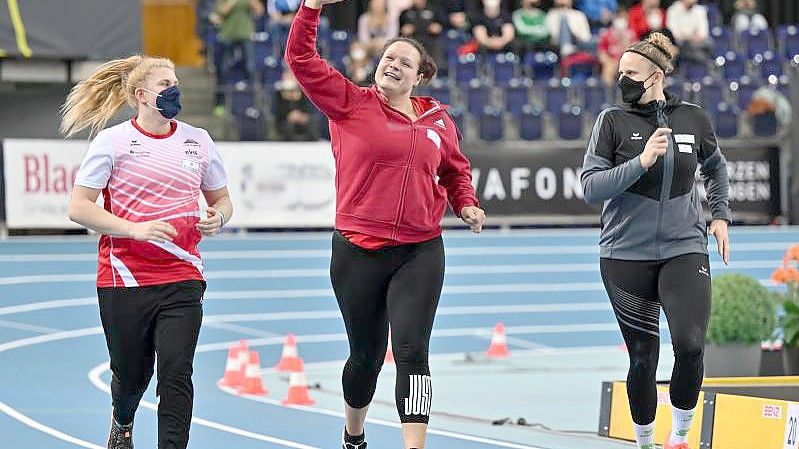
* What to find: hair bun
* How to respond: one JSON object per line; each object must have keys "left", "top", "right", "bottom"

{"left": 646, "top": 32, "right": 676, "bottom": 62}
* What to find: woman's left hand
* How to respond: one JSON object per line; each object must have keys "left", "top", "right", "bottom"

{"left": 708, "top": 219, "right": 730, "bottom": 265}
{"left": 197, "top": 207, "right": 224, "bottom": 236}
{"left": 460, "top": 206, "right": 486, "bottom": 234}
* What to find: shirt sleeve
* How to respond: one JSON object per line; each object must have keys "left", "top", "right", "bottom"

{"left": 74, "top": 131, "right": 114, "bottom": 190}
{"left": 201, "top": 136, "right": 229, "bottom": 191}
{"left": 580, "top": 109, "right": 647, "bottom": 204}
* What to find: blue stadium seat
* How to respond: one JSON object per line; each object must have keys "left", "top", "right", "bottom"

{"left": 545, "top": 81, "right": 569, "bottom": 115}
{"left": 504, "top": 79, "right": 531, "bottom": 117}
{"left": 752, "top": 111, "right": 778, "bottom": 137}
{"left": 567, "top": 61, "right": 595, "bottom": 81}
{"left": 524, "top": 51, "right": 558, "bottom": 80}
{"left": 714, "top": 103, "right": 738, "bottom": 139}
{"left": 580, "top": 79, "right": 608, "bottom": 115}
{"left": 683, "top": 61, "right": 709, "bottom": 82}
{"left": 780, "top": 25, "right": 799, "bottom": 59}
{"left": 741, "top": 28, "right": 772, "bottom": 59}
{"left": 478, "top": 107, "right": 504, "bottom": 141}
{"left": 518, "top": 105, "right": 543, "bottom": 141}
{"left": 260, "top": 56, "right": 283, "bottom": 87}
{"left": 253, "top": 32, "right": 275, "bottom": 65}
{"left": 558, "top": 105, "right": 583, "bottom": 140}
{"left": 697, "top": 81, "right": 724, "bottom": 112}
{"left": 710, "top": 26, "right": 733, "bottom": 58}
{"left": 448, "top": 106, "right": 467, "bottom": 138}
{"left": 329, "top": 30, "right": 352, "bottom": 66}
{"left": 717, "top": 52, "right": 746, "bottom": 81}
{"left": 455, "top": 53, "right": 480, "bottom": 86}
{"left": 423, "top": 81, "right": 452, "bottom": 105}
{"left": 756, "top": 51, "right": 784, "bottom": 79}
{"left": 238, "top": 107, "right": 266, "bottom": 141}
{"left": 489, "top": 52, "right": 518, "bottom": 87}
{"left": 466, "top": 81, "right": 491, "bottom": 116}
{"left": 706, "top": 3, "right": 722, "bottom": 27}
{"left": 730, "top": 78, "right": 758, "bottom": 110}
{"left": 231, "top": 82, "right": 256, "bottom": 118}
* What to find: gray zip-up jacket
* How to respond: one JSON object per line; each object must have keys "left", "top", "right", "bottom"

{"left": 581, "top": 93, "right": 731, "bottom": 260}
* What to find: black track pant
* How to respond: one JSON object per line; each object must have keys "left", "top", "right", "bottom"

{"left": 98, "top": 280, "right": 205, "bottom": 449}
{"left": 330, "top": 231, "right": 444, "bottom": 424}
{"left": 600, "top": 253, "right": 711, "bottom": 425}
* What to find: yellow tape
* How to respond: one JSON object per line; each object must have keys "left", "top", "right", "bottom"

{"left": 6, "top": 0, "right": 32, "bottom": 57}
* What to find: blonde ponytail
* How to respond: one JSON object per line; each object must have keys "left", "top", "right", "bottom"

{"left": 60, "top": 55, "right": 175, "bottom": 138}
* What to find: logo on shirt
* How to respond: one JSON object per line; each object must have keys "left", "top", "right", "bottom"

{"left": 183, "top": 138, "right": 201, "bottom": 147}
{"left": 185, "top": 149, "right": 200, "bottom": 157}
{"left": 434, "top": 118, "right": 446, "bottom": 130}
{"left": 128, "top": 141, "right": 150, "bottom": 157}
{"left": 182, "top": 159, "right": 200, "bottom": 172}
{"left": 631, "top": 132, "right": 643, "bottom": 141}
{"left": 426, "top": 128, "right": 442, "bottom": 150}
{"left": 698, "top": 265, "right": 709, "bottom": 277}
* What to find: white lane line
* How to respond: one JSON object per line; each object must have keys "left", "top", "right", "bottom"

{"left": 201, "top": 303, "right": 614, "bottom": 324}
{"left": 0, "top": 259, "right": 781, "bottom": 286}
{"left": 0, "top": 400, "right": 104, "bottom": 449}
{"left": 0, "top": 319, "right": 61, "bottom": 334}
{"left": 203, "top": 322, "right": 284, "bottom": 338}
{"left": 0, "top": 241, "right": 793, "bottom": 262}
{"left": 87, "top": 364, "right": 320, "bottom": 449}
{"left": 0, "top": 298, "right": 96, "bottom": 316}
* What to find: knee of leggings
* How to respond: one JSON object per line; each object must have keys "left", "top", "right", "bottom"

{"left": 628, "top": 347, "right": 658, "bottom": 379}
{"left": 674, "top": 337, "right": 705, "bottom": 362}
{"left": 393, "top": 343, "right": 428, "bottom": 368}
{"left": 346, "top": 354, "right": 383, "bottom": 376}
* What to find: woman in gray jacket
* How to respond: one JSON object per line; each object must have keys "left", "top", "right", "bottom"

{"left": 581, "top": 32, "right": 730, "bottom": 449}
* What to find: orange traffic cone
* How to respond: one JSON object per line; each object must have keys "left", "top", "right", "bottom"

{"left": 218, "top": 341, "right": 247, "bottom": 387}
{"left": 274, "top": 334, "right": 303, "bottom": 372}
{"left": 282, "top": 359, "right": 315, "bottom": 405}
{"left": 384, "top": 330, "right": 394, "bottom": 365}
{"left": 486, "top": 322, "right": 510, "bottom": 358}
{"left": 237, "top": 351, "right": 268, "bottom": 396}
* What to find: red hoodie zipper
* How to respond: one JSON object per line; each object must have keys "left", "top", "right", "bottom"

{"left": 389, "top": 102, "right": 442, "bottom": 240}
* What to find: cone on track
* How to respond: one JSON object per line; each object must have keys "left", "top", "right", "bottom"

{"left": 384, "top": 330, "right": 394, "bottom": 365}
{"left": 282, "top": 359, "right": 315, "bottom": 405}
{"left": 218, "top": 341, "right": 247, "bottom": 387}
{"left": 237, "top": 351, "right": 268, "bottom": 396}
{"left": 486, "top": 322, "right": 510, "bottom": 358}
{"left": 274, "top": 334, "right": 304, "bottom": 372}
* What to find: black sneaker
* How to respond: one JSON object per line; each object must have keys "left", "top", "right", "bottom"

{"left": 342, "top": 429, "right": 366, "bottom": 449}
{"left": 107, "top": 419, "right": 133, "bottom": 449}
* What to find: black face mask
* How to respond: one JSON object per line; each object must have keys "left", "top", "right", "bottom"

{"left": 618, "top": 71, "right": 657, "bottom": 104}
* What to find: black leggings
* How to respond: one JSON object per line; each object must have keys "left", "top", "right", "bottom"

{"left": 600, "top": 253, "right": 711, "bottom": 425}
{"left": 330, "top": 231, "right": 444, "bottom": 424}
{"left": 98, "top": 280, "right": 205, "bottom": 449}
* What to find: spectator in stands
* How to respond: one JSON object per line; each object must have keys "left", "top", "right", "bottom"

{"left": 473, "top": 0, "right": 515, "bottom": 54}
{"left": 545, "top": 0, "right": 592, "bottom": 57}
{"left": 346, "top": 41, "right": 375, "bottom": 85}
{"left": 267, "top": 0, "right": 302, "bottom": 51}
{"left": 399, "top": 0, "right": 446, "bottom": 64}
{"left": 732, "top": 0, "right": 768, "bottom": 34}
{"left": 443, "top": 0, "right": 474, "bottom": 32}
{"left": 666, "top": 0, "right": 710, "bottom": 64}
{"left": 598, "top": 8, "right": 635, "bottom": 87}
{"left": 628, "top": 0, "right": 666, "bottom": 41}
{"left": 578, "top": 0, "right": 618, "bottom": 33}
{"left": 211, "top": 0, "right": 265, "bottom": 117}
{"left": 274, "top": 69, "right": 317, "bottom": 140}
{"left": 358, "top": 0, "right": 399, "bottom": 57}
{"left": 512, "top": 0, "right": 553, "bottom": 53}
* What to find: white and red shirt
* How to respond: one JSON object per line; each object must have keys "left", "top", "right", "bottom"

{"left": 74, "top": 119, "right": 228, "bottom": 288}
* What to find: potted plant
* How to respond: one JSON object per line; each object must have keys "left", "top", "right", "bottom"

{"left": 771, "top": 245, "right": 799, "bottom": 375}
{"left": 705, "top": 273, "right": 777, "bottom": 377}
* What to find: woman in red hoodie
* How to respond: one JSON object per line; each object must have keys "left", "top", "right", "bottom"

{"left": 286, "top": 1, "right": 485, "bottom": 448}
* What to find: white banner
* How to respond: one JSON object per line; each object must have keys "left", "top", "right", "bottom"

{"left": 3, "top": 139, "right": 90, "bottom": 229}
{"left": 2, "top": 139, "right": 336, "bottom": 229}
{"left": 216, "top": 142, "right": 335, "bottom": 228}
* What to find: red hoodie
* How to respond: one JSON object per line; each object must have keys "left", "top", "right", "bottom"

{"left": 285, "top": 4, "right": 478, "bottom": 248}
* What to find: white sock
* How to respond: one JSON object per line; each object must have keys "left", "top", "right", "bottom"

{"left": 670, "top": 405, "right": 695, "bottom": 444}
{"left": 633, "top": 421, "right": 656, "bottom": 449}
